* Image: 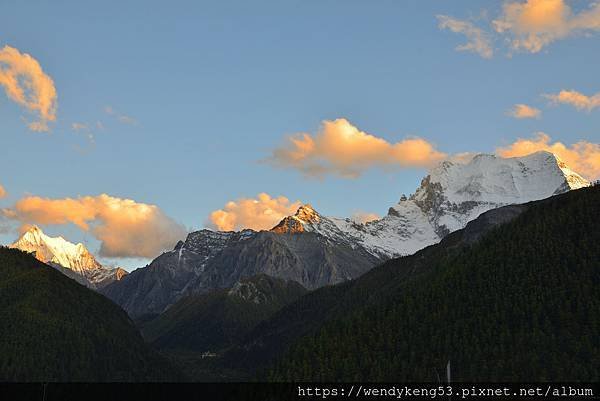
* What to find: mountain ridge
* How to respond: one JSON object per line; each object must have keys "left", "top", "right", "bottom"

{"left": 103, "top": 151, "right": 589, "bottom": 319}
{"left": 277, "top": 151, "right": 589, "bottom": 258}
{"left": 263, "top": 185, "right": 600, "bottom": 381}
{"left": 212, "top": 185, "right": 600, "bottom": 381}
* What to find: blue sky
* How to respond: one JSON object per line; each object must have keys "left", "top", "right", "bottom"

{"left": 1, "top": 0, "right": 599, "bottom": 268}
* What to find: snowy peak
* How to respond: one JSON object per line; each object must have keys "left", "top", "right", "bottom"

{"left": 271, "top": 204, "right": 322, "bottom": 233}
{"left": 421, "top": 151, "right": 588, "bottom": 206}
{"left": 283, "top": 151, "right": 590, "bottom": 260}
{"left": 376, "top": 151, "right": 590, "bottom": 254}
{"left": 12, "top": 225, "right": 102, "bottom": 274}
{"left": 551, "top": 153, "right": 589, "bottom": 191}
{"left": 10, "top": 226, "right": 126, "bottom": 288}
{"left": 294, "top": 204, "right": 321, "bottom": 224}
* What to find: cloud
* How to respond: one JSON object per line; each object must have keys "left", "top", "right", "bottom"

{"left": 71, "top": 122, "right": 96, "bottom": 150}
{"left": 105, "top": 105, "right": 138, "bottom": 125}
{"left": 496, "top": 133, "right": 600, "bottom": 179}
{"left": 71, "top": 122, "right": 90, "bottom": 132}
{"left": 507, "top": 103, "right": 542, "bottom": 119}
{"left": 544, "top": 89, "right": 600, "bottom": 111}
{"left": 437, "top": 15, "right": 494, "bottom": 59}
{"left": 2, "top": 193, "right": 186, "bottom": 258}
{"left": 0, "top": 45, "right": 57, "bottom": 131}
{"left": 208, "top": 193, "right": 302, "bottom": 231}
{"left": 267, "top": 118, "right": 447, "bottom": 178}
{"left": 0, "top": 184, "right": 6, "bottom": 199}
{"left": 493, "top": 0, "right": 600, "bottom": 53}
{"left": 438, "top": 1, "right": 600, "bottom": 56}
{"left": 351, "top": 211, "right": 380, "bottom": 224}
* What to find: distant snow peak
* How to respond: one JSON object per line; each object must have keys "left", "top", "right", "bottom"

{"left": 10, "top": 226, "right": 127, "bottom": 289}
{"left": 270, "top": 151, "right": 589, "bottom": 259}
{"left": 13, "top": 225, "right": 100, "bottom": 272}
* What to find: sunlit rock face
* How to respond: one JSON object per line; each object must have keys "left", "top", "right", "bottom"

{"left": 271, "top": 204, "right": 320, "bottom": 234}
{"left": 10, "top": 226, "right": 127, "bottom": 289}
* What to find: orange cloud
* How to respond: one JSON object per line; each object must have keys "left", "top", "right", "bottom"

{"left": 268, "top": 118, "right": 446, "bottom": 178}
{"left": 507, "top": 103, "right": 541, "bottom": 119}
{"left": 208, "top": 193, "right": 302, "bottom": 231}
{"left": 493, "top": 0, "right": 600, "bottom": 53}
{"left": 437, "top": 15, "right": 494, "bottom": 59}
{"left": 3, "top": 194, "right": 186, "bottom": 258}
{"left": 0, "top": 184, "right": 6, "bottom": 199}
{"left": 545, "top": 89, "right": 600, "bottom": 111}
{"left": 351, "top": 212, "right": 380, "bottom": 224}
{"left": 0, "top": 45, "right": 57, "bottom": 131}
{"left": 497, "top": 133, "right": 600, "bottom": 179}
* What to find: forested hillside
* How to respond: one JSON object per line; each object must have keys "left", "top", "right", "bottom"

{"left": 0, "top": 247, "right": 177, "bottom": 381}
{"left": 140, "top": 274, "right": 306, "bottom": 381}
{"left": 143, "top": 274, "right": 306, "bottom": 352}
{"left": 265, "top": 186, "right": 600, "bottom": 381}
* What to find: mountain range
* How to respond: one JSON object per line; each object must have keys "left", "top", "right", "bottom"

{"left": 10, "top": 226, "right": 127, "bottom": 289}
{"left": 1, "top": 150, "right": 597, "bottom": 383}
{"left": 220, "top": 184, "right": 600, "bottom": 381}
{"left": 102, "top": 151, "right": 589, "bottom": 319}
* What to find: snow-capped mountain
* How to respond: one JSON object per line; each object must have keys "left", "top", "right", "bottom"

{"left": 10, "top": 226, "right": 127, "bottom": 289}
{"left": 280, "top": 151, "right": 589, "bottom": 258}
{"left": 103, "top": 151, "right": 589, "bottom": 318}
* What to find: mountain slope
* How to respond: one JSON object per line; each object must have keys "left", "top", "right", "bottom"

{"left": 142, "top": 275, "right": 306, "bottom": 356}
{"left": 10, "top": 226, "right": 127, "bottom": 289}
{"left": 0, "top": 247, "right": 176, "bottom": 381}
{"left": 225, "top": 186, "right": 600, "bottom": 381}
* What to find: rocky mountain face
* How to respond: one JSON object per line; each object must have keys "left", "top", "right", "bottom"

{"left": 10, "top": 226, "right": 127, "bottom": 289}
{"left": 103, "top": 151, "right": 589, "bottom": 319}
{"left": 102, "top": 228, "right": 381, "bottom": 318}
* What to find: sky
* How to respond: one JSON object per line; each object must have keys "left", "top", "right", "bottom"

{"left": 1, "top": 0, "right": 599, "bottom": 269}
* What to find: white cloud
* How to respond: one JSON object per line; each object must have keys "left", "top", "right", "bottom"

{"left": 437, "top": 15, "right": 494, "bottom": 59}
{"left": 105, "top": 105, "right": 138, "bottom": 125}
